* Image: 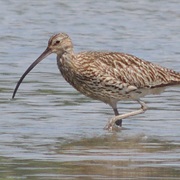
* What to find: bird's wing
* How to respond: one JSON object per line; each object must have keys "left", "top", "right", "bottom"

{"left": 91, "top": 52, "right": 179, "bottom": 88}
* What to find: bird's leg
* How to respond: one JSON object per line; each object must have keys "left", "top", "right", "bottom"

{"left": 104, "top": 100, "right": 148, "bottom": 131}
{"left": 113, "top": 108, "right": 122, "bottom": 127}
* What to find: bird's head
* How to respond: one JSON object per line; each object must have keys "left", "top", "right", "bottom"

{"left": 48, "top": 33, "right": 73, "bottom": 55}
{"left": 12, "top": 33, "right": 73, "bottom": 99}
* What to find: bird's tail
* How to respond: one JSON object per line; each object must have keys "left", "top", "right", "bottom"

{"left": 168, "top": 70, "right": 180, "bottom": 85}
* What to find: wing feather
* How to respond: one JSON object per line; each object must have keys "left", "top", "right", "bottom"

{"left": 92, "top": 52, "right": 180, "bottom": 88}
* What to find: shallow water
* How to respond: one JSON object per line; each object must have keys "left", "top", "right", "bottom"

{"left": 0, "top": 0, "right": 180, "bottom": 179}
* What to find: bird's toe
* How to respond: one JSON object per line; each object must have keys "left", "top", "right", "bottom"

{"left": 115, "top": 119, "right": 122, "bottom": 127}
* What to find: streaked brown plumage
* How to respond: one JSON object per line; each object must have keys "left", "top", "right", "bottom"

{"left": 12, "top": 33, "right": 180, "bottom": 130}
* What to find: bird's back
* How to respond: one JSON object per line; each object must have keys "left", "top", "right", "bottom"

{"left": 59, "top": 51, "right": 180, "bottom": 102}
{"left": 76, "top": 51, "right": 180, "bottom": 88}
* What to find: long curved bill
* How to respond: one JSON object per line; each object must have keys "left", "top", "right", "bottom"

{"left": 12, "top": 47, "right": 52, "bottom": 99}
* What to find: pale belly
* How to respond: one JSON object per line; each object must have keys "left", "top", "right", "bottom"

{"left": 70, "top": 79, "right": 166, "bottom": 104}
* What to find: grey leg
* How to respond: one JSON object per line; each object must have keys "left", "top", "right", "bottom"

{"left": 105, "top": 100, "right": 148, "bottom": 131}
{"left": 113, "top": 108, "right": 122, "bottom": 127}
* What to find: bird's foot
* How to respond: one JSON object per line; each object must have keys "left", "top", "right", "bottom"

{"left": 115, "top": 119, "right": 122, "bottom": 126}
{"left": 104, "top": 118, "right": 122, "bottom": 131}
{"left": 104, "top": 101, "right": 148, "bottom": 131}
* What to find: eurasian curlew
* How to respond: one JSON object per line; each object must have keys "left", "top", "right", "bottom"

{"left": 12, "top": 33, "right": 180, "bottom": 130}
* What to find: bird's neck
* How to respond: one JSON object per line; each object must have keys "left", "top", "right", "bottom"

{"left": 57, "top": 51, "right": 79, "bottom": 88}
{"left": 57, "top": 50, "right": 76, "bottom": 74}
{"left": 57, "top": 50, "right": 75, "bottom": 64}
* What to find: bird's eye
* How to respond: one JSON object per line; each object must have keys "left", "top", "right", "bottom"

{"left": 55, "top": 40, "right": 60, "bottom": 45}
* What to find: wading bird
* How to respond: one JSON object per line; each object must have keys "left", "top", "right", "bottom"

{"left": 12, "top": 33, "right": 180, "bottom": 130}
